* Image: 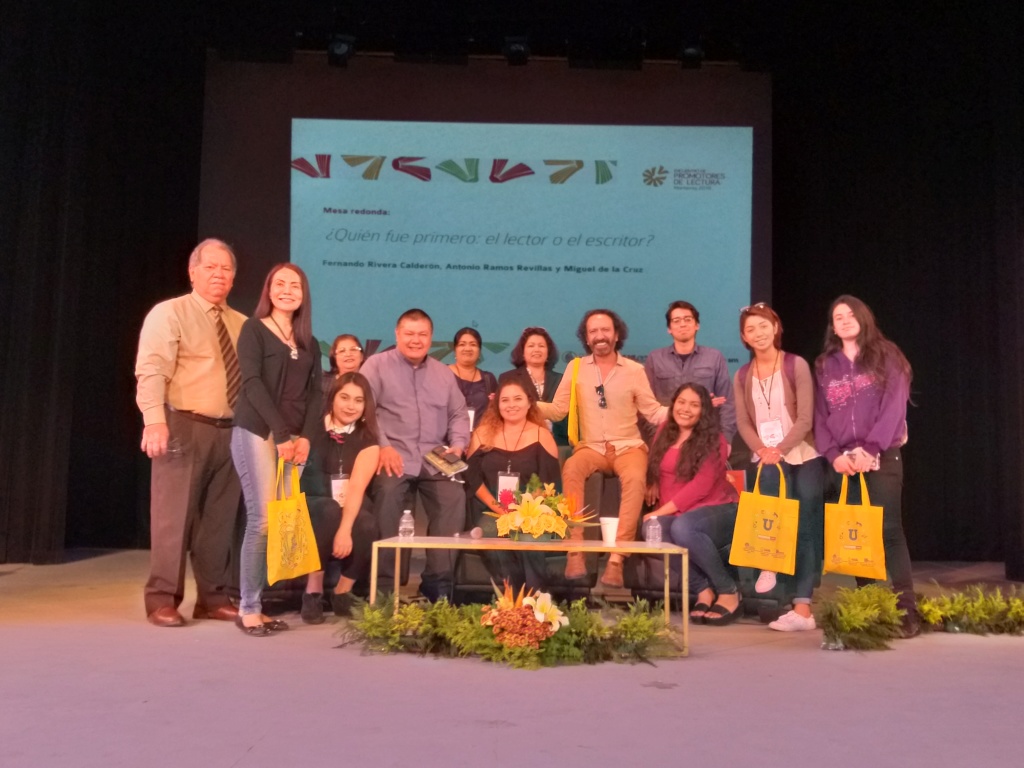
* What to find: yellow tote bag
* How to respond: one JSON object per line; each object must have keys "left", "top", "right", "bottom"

{"left": 567, "top": 357, "right": 582, "bottom": 447}
{"left": 728, "top": 463, "right": 800, "bottom": 575}
{"left": 266, "top": 458, "right": 321, "bottom": 585}
{"left": 823, "top": 473, "right": 887, "bottom": 580}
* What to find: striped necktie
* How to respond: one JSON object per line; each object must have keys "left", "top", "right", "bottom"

{"left": 213, "top": 306, "right": 241, "bottom": 408}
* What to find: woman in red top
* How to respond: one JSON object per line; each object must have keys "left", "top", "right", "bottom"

{"left": 643, "top": 383, "right": 740, "bottom": 625}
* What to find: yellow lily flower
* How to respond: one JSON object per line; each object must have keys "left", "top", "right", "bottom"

{"left": 523, "top": 592, "right": 569, "bottom": 632}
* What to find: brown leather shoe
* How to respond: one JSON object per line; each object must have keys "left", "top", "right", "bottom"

{"left": 148, "top": 607, "right": 186, "bottom": 627}
{"left": 564, "top": 552, "right": 587, "bottom": 580}
{"left": 600, "top": 559, "right": 624, "bottom": 588}
{"left": 192, "top": 604, "right": 239, "bottom": 621}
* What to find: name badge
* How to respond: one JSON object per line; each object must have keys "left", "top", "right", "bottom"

{"left": 497, "top": 471, "right": 520, "bottom": 497}
{"left": 758, "top": 419, "right": 784, "bottom": 447}
{"left": 467, "top": 408, "right": 476, "bottom": 432}
{"left": 331, "top": 474, "right": 349, "bottom": 507}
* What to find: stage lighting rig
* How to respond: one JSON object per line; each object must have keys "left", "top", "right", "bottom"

{"left": 502, "top": 36, "right": 530, "bottom": 66}
{"left": 328, "top": 34, "right": 356, "bottom": 67}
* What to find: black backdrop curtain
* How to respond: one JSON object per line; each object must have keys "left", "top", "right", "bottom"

{"left": 1, "top": 2, "right": 1022, "bottom": 574}
{"left": 0, "top": 2, "right": 205, "bottom": 562}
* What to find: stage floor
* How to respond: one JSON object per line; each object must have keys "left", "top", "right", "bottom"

{"left": 1, "top": 551, "right": 1021, "bottom": 768}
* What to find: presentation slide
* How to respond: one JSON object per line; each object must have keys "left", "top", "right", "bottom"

{"left": 291, "top": 118, "right": 752, "bottom": 373}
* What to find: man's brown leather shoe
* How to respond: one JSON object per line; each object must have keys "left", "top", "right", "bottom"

{"left": 148, "top": 607, "right": 186, "bottom": 627}
{"left": 192, "top": 604, "right": 239, "bottom": 621}
{"left": 564, "top": 552, "right": 588, "bottom": 580}
{"left": 600, "top": 559, "right": 625, "bottom": 588}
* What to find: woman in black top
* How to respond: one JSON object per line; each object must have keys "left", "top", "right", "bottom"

{"left": 301, "top": 372, "right": 380, "bottom": 617}
{"left": 465, "top": 378, "right": 561, "bottom": 589}
{"left": 448, "top": 327, "right": 498, "bottom": 429}
{"left": 231, "top": 263, "right": 322, "bottom": 636}
{"left": 498, "top": 326, "right": 568, "bottom": 446}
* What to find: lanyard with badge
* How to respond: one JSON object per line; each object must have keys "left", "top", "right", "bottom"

{"left": 496, "top": 421, "right": 528, "bottom": 496}
{"left": 327, "top": 423, "right": 355, "bottom": 507}
{"left": 755, "top": 351, "right": 785, "bottom": 448}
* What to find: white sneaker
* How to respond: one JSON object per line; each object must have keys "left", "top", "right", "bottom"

{"left": 769, "top": 610, "right": 817, "bottom": 632}
{"left": 754, "top": 570, "right": 777, "bottom": 594}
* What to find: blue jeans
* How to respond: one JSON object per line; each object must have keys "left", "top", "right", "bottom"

{"left": 231, "top": 427, "right": 302, "bottom": 616}
{"left": 661, "top": 503, "right": 739, "bottom": 596}
{"left": 753, "top": 458, "right": 826, "bottom": 602}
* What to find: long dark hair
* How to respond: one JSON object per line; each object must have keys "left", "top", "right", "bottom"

{"left": 253, "top": 263, "right": 314, "bottom": 351}
{"left": 647, "top": 383, "right": 720, "bottom": 485}
{"left": 510, "top": 326, "right": 559, "bottom": 369}
{"left": 323, "top": 372, "right": 379, "bottom": 443}
{"left": 474, "top": 378, "right": 546, "bottom": 450}
{"left": 816, "top": 295, "right": 912, "bottom": 387}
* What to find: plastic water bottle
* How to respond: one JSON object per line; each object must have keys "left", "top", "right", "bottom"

{"left": 398, "top": 509, "right": 416, "bottom": 538}
{"left": 644, "top": 517, "right": 662, "bottom": 546}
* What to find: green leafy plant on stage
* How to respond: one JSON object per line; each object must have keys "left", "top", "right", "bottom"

{"left": 815, "top": 584, "right": 905, "bottom": 650}
{"left": 918, "top": 586, "right": 1024, "bottom": 635}
{"left": 340, "top": 584, "right": 683, "bottom": 670}
{"left": 817, "top": 584, "right": 1024, "bottom": 649}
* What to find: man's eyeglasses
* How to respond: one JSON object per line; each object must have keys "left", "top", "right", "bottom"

{"left": 595, "top": 384, "right": 607, "bottom": 409}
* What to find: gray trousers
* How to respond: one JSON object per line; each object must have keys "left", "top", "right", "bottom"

{"left": 144, "top": 408, "right": 240, "bottom": 614}
{"left": 371, "top": 467, "right": 465, "bottom": 599}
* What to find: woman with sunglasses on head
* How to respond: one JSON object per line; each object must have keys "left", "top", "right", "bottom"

{"left": 322, "top": 334, "right": 364, "bottom": 394}
{"left": 734, "top": 303, "right": 825, "bottom": 631}
{"left": 814, "top": 295, "right": 918, "bottom": 638}
{"left": 643, "top": 383, "right": 740, "bottom": 625}
{"left": 498, "top": 326, "right": 569, "bottom": 447}
{"left": 231, "top": 263, "right": 323, "bottom": 636}
{"left": 448, "top": 327, "right": 498, "bottom": 429}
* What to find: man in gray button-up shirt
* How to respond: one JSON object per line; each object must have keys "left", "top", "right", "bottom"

{"left": 360, "top": 308, "right": 471, "bottom": 600}
{"left": 644, "top": 300, "right": 737, "bottom": 442}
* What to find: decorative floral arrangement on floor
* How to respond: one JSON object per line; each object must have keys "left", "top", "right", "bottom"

{"left": 340, "top": 581, "right": 683, "bottom": 669}
{"left": 486, "top": 474, "right": 595, "bottom": 539}
{"left": 817, "top": 584, "right": 1024, "bottom": 650}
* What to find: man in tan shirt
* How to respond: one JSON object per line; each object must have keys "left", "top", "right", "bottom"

{"left": 538, "top": 309, "right": 667, "bottom": 587}
{"left": 135, "top": 239, "right": 246, "bottom": 627}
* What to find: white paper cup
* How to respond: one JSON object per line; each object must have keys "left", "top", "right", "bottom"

{"left": 599, "top": 517, "right": 619, "bottom": 547}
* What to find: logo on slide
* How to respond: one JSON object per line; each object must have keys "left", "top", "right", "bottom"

{"left": 673, "top": 168, "right": 726, "bottom": 190}
{"left": 291, "top": 155, "right": 331, "bottom": 178}
{"left": 292, "top": 155, "right": 617, "bottom": 184}
{"left": 642, "top": 166, "right": 668, "bottom": 186}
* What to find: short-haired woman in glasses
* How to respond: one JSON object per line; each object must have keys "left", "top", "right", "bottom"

{"left": 322, "top": 334, "right": 364, "bottom": 394}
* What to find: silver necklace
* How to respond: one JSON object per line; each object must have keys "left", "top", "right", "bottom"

{"left": 269, "top": 315, "right": 298, "bottom": 360}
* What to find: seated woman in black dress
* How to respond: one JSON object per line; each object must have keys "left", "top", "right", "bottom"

{"left": 465, "top": 378, "right": 561, "bottom": 589}
{"left": 498, "top": 326, "right": 569, "bottom": 446}
{"left": 301, "top": 372, "right": 380, "bottom": 618}
{"left": 448, "top": 327, "right": 498, "bottom": 429}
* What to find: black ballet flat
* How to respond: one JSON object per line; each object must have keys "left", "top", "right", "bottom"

{"left": 235, "top": 615, "right": 273, "bottom": 637}
{"left": 262, "top": 619, "right": 289, "bottom": 632}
